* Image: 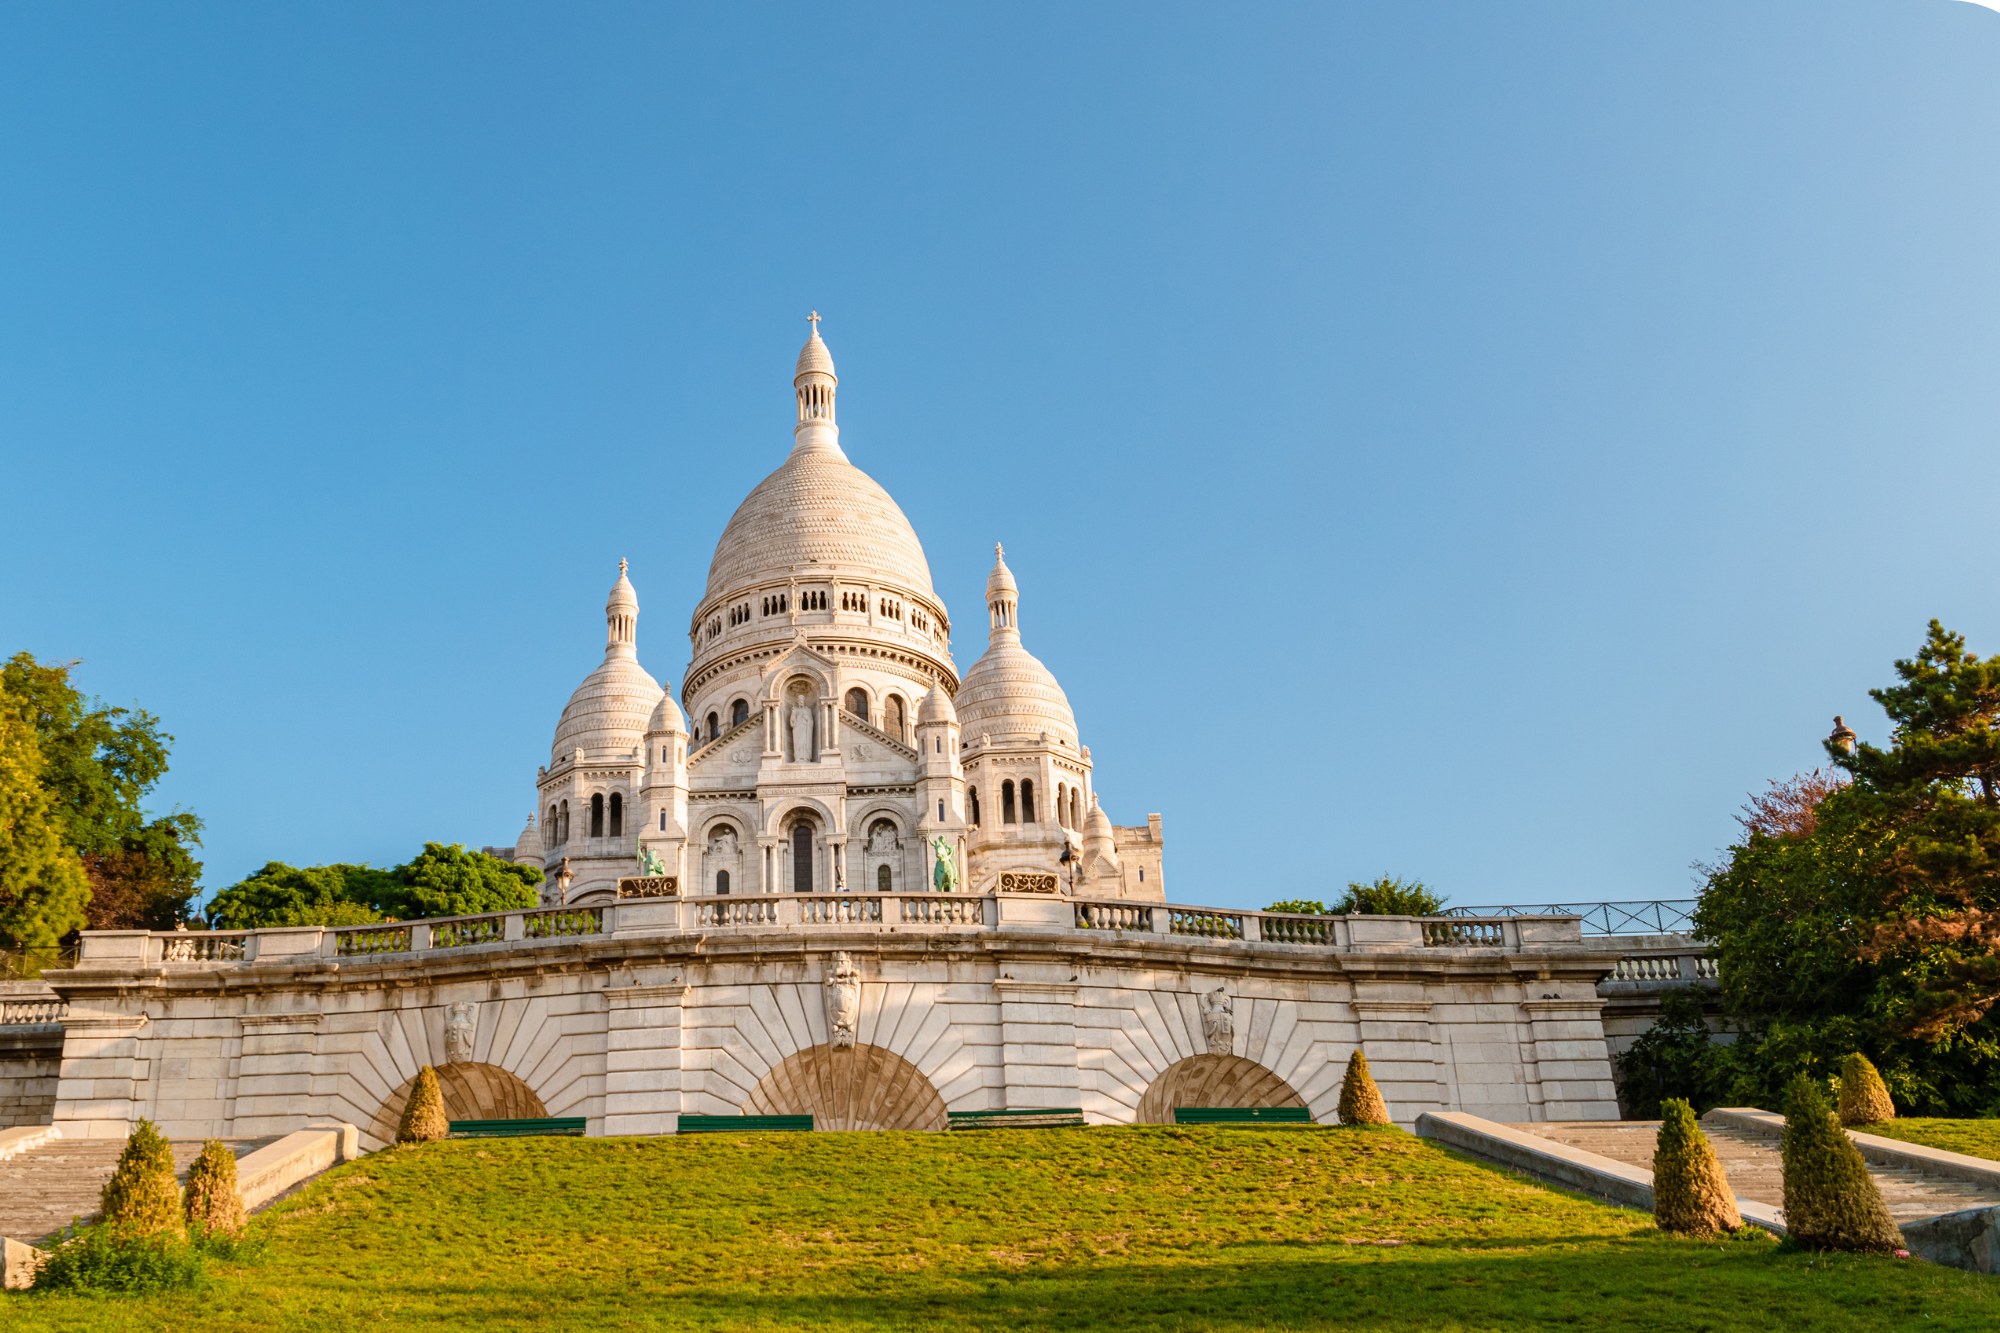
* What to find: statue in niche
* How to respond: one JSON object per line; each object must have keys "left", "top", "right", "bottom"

{"left": 867, "top": 823, "right": 899, "bottom": 857}
{"left": 1199, "top": 987, "right": 1234, "bottom": 1055}
{"left": 824, "top": 951, "right": 861, "bottom": 1048}
{"left": 788, "top": 693, "right": 816, "bottom": 763}
{"left": 931, "top": 837, "right": 958, "bottom": 893}
{"left": 444, "top": 1001, "right": 477, "bottom": 1064}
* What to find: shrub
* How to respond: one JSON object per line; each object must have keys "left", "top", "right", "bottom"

{"left": 1337, "top": 1050, "right": 1391, "bottom": 1125}
{"left": 99, "top": 1119, "right": 183, "bottom": 1239}
{"left": 183, "top": 1139, "right": 245, "bottom": 1238}
{"left": 1331, "top": 877, "right": 1443, "bottom": 916}
{"left": 1651, "top": 1099, "right": 1740, "bottom": 1235}
{"left": 398, "top": 1065, "right": 450, "bottom": 1143}
{"left": 32, "top": 1224, "right": 205, "bottom": 1294}
{"left": 1837, "top": 1053, "right": 1896, "bottom": 1126}
{"left": 1780, "top": 1075, "right": 1903, "bottom": 1253}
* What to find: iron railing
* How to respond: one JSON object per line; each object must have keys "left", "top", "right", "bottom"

{"left": 1443, "top": 900, "right": 1696, "bottom": 937}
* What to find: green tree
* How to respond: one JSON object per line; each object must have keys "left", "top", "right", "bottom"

{"left": 1613, "top": 989, "right": 1728, "bottom": 1118}
{"left": 1332, "top": 876, "right": 1443, "bottom": 916}
{"left": 0, "top": 689, "right": 91, "bottom": 952}
{"left": 380, "top": 842, "right": 541, "bottom": 920}
{"left": 1651, "top": 1099, "right": 1740, "bottom": 1236}
{"left": 1, "top": 653, "right": 202, "bottom": 930}
{"left": 1780, "top": 1076, "right": 1902, "bottom": 1254}
{"left": 204, "top": 862, "right": 390, "bottom": 929}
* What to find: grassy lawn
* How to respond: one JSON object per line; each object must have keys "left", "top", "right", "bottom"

{"left": 1861, "top": 1118, "right": 2000, "bottom": 1163}
{"left": 5, "top": 1125, "right": 1994, "bottom": 1332}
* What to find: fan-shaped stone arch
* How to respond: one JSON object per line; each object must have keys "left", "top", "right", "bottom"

{"left": 1133, "top": 1054, "right": 1307, "bottom": 1125}
{"left": 742, "top": 1043, "right": 949, "bottom": 1131}
{"left": 368, "top": 1062, "right": 548, "bottom": 1144}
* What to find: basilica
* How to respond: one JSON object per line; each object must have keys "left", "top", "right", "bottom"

{"left": 509, "top": 319, "right": 1166, "bottom": 907}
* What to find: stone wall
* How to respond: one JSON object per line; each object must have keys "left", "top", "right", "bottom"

{"left": 46, "top": 898, "right": 1625, "bottom": 1147}
{"left": 0, "top": 1033, "right": 62, "bottom": 1129}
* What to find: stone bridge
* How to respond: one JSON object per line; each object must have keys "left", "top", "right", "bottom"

{"left": 2, "top": 894, "right": 1713, "bottom": 1147}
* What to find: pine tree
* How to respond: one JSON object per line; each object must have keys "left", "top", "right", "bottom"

{"left": 398, "top": 1066, "right": 450, "bottom": 1143}
{"left": 1651, "top": 1099, "right": 1741, "bottom": 1235}
{"left": 183, "top": 1138, "right": 245, "bottom": 1239}
{"left": 1780, "top": 1076, "right": 1903, "bottom": 1253}
{"left": 1836, "top": 1053, "right": 1896, "bottom": 1126}
{"left": 1337, "top": 1050, "right": 1391, "bottom": 1125}
{"left": 99, "top": 1119, "right": 184, "bottom": 1238}
{"left": 0, "top": 687, "right": 91, "bottom": 954}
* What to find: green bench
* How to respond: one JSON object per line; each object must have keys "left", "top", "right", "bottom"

{"left": 1172, "top": 1106, "right": 1316, "bottom": 1126}
{"left": 678, "top": 1114, "right": 814, "bottom": 1134}
{"left": 947, "top": 1108, "right": 1087, "bottom": 1131}
{"left": 449, "top": 1116, "right": 588, "bottom": 1138}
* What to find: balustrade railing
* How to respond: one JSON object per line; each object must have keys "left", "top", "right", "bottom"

{"left": 1421, "top": 919, "right": 1506, "bottom": 947}
{"left": 525, "top": 907, "right": 605, "bottom": 939}
{"left": 695, "top": 898, "right": 779, "bottom": 928}
{"left": 0, "top": 998, "right": 66, "bottom": 1025}
{"left": 334, "top": 925, "right": 413, "bottom": 957}
{"left": 900, "top": 895, "right": 984, "bottom": 926}
{"left": 161, "top": 932, "right": 248, "bottom": 963}
{"left": 1259, "top": 913, "right": 1338, "bottom": 946}
{"left": 1168, "top": 907, "right": 1244, "bottom": 940}
{"left": 431, "top": 916, "right": 507, "bottom": 949}
{"left": 799, "top": 895, "right": 884, "bottom": 925}
{"left": 1075, "top": 901, "right": 1153, "bottom": 932}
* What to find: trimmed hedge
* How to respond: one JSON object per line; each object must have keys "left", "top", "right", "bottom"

{"left": 99, "top": 1119, "right": 183, "bottom": 1239}
{"left": 1651, "top": 1099, "right": 1740, "bottom": 1236}
{"left": 1337, "top": 1050, "right": 1391, "bottom": 1126}
{"left": 399, "top": 1065, "right": 450, "bottom": 1144}
{"left": 1781, "top": 1076, "right": 1903, "bottom": 1254}
{"left": 1837, "top": 1053, "right": 1896, "bottom": 1127}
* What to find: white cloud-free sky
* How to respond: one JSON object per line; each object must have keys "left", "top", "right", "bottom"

{"left": 3, "top": 2, "right": 1997, "bottom": 910}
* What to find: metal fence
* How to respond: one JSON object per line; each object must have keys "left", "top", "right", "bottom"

{"left": 0, "top": 945, "right": 79, "bottom": 980}
{"left": 1442, "top": 900, "right": 1696, "bottom": 937}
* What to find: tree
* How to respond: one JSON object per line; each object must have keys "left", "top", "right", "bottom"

{"left": 1265, "top": 899, "right": 1327, "bottom": 915}
{"left": 0, "top": 688, "right": 91, "bottom": 953}
{"left": 1651, "top": 1099, "right": 1740, "bottom": 1236}
{"left": 1, "top": 653, "right": 202, "bottom": 930}
{"left": 1779, "top": 1076, "right": 1902, "bottom": 1254}
{"left": 1613, "top": 989, "right": 1727, "bottom": 1118}
{"left": 380, "top": 843, "right": 541, "bottom": 921}
{"left": 100, "top": 1119, "right": 184, "bottom": 1239}
{"left": 1332, "top": 876, "right": 1443, "bottom": 916}
{"left": 205, "top": 862, "right": 390, "bottom": 929}
{"left": 398, "top": 1067, "right": 449, "bottom": 1143}
{"left": 1337, "top": 1050, "right": 1391, "bottom": 1125}
{"left": 183, "top": 1139, "right": 245, "bottom": 1239}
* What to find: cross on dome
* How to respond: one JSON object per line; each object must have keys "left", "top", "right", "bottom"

{"left": 807, "top": 310, "right": 821, "bottom": 335}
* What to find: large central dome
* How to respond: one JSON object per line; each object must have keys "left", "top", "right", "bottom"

{"left": 703, "top": 447, "right": 936, "bottom": 601}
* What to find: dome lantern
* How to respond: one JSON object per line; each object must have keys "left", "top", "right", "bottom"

{"left": 606, "top": 558, "right": 638, "bottom": 659}
{"left": 987, "top": 543, "right": 1020, "bottom": 641}
{"left": 793, "top": 310, "right": 842, "bottom": 457}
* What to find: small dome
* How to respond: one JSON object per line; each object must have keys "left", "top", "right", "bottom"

{"left": 647, "top": 691, "right": 688, "bottom": 735}
{"left": 608, "top": 558, "right": 638, "bottom": 614}
{"left": 918, "top": 685, "right": 957, "bottom": 726}
{"left": 987, "top": 543, "right": 1018, "bottom": 600}
{"left": 512, "top": 813, "right": 545, "bottom": 868}
{"left": 795, "top": 328, "right": 835, "bottom": 381}
{"left": 957, "top": 638, "right": 1077, "bottom": 746}
{"left": 704, "top": 449, "right": 938, "bottom": 602}
{"left": 1084, "top": 799, "right": 1116, "bottom": 853}
{"left": 552, "top": 655, "right": 663, "bottom": 760}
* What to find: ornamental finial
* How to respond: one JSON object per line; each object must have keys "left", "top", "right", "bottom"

{"left": 619, "top": 557, "right": 629, "bottom": 576}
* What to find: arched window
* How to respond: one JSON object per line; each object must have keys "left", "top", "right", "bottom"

{"left": 659, "top": 810, "right": 666, "bottom": 832}
{"left": 706, "top": 712, "right": 719, "bottom": 742}
{"left": 716, "top": 869, "right": 730, "bottom": 895}
{"left": 791, "top": 821, "right": 815, "bottom": 893}
{"left": 845, "top": 687, "right": 868, "bottom": 721}
{"left": 731, "top": 698, "right": 749, "bottom": 727}
{"left": 547, "top": 804, "right": 558, "bottom": 844}
{"left": 886, "top": 695, "right": 907, "bottom": 741}
{"left": 969, "top": 786, "right": 981, "bottom": 825}
{"left": 609, "top": 792, "right": 623, "bottom": 838}
{"left": 1021, "top": 780, "right": 1036, "bottom": 823}
{"left": 938, "top": 799, "right": 945, "bottom": 822}
{"left": 1002, "top": 780, "right": 1017, "bottom": 824}
{"left": 590, "top": 793, "right": 605, "bottom": 838}
{"left": 878, "top": 864, "right": 892, "bottom": 892}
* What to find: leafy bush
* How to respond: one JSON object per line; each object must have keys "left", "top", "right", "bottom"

{"left": 1780, "top": 1075, "right": 1903, "bottom": 1254}
{"left": 1651, "top": 1099, "right": 1740, "bottom": 1235}
{"left": 1837, "top": 1053, "right": 1896, "bottom": 1126}
{"left": 1332, "top": 877, "right": 1442, "bottom": 916}
{"left": 183, "top": 1139, "right": 245, "bottom": 1238}
{"left": 100, "top": 1119, "right": 183, "bottom": 1238}
{"left": 32, "top": 1224, "right": 205, "bottom": 1294}
{"left": 1615, "top": 990, "right": 1729, "bottom": 1117}
{"left": 1337, "top": 1050, "right": 1391, "bottom": 1125}
{"left": 1264, "top": 899, "right": 1326, "bottom": 916}
{"left": 399, "top": 1066, "right": 450, "bottom": 1143}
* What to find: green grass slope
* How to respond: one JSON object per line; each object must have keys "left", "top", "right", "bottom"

{"left": 7, "top": 1126, "right": 1994, "bottom": 1332}
{"left": 1861, "top": 1118, "right": 2000, "bottom": 1164}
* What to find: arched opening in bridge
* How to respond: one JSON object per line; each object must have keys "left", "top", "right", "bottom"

{"left": 1132, "top": 1054, "right": 1307, "bottom": 1125}
{"left": 742, "top": 1043, "right": 949, "bottom": 1131}
{"left": 368, "top": 1061, "right": 549, "bottom": 1146}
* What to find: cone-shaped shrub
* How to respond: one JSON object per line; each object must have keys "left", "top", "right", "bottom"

{"left": 1337, "top": 1050, "right": 1391, "bottom": 1126}
{"left": 99, "top": 1119, "right": 184, "bottom": 1238}
{"left": 1781, "top": 1075, "right": 1903, "bottom": 1254}
{"left": 1836, "top": 1053, "right": 1896, "bottom": 1126}
{"left": 183, "top": 1139, "right": 245, "bottom": 1238}
{"left": 1651, "top": 1099, "right": 1741, "bottom": 1236}
{"left": 398, "top": 1065, "right": 450, "bottom": 1144}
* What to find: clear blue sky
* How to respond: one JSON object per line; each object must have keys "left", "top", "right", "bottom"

{"left": 4, "top": 2, "right": 1997, "bottom": 912}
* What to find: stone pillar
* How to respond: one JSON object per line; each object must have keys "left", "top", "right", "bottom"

{"left": 50, "top": 1010, "right": 152, "bottom": 1138}
{"left": 602, "top": 982, "right": 687, "bottom": 1136}
{"left": 231, "top": 1013, "right": 324, "bottom": 1138}
{"left": 763, "top": 701, "right": 780, "bottom": 758}
{"left": 993, "top": 978, "right": 1080, "bottom": 1111}
{"left": 828, "top": 835, "right": 848, "bottom": 892}
{"left": 1522, "top": 998, "right": 1619, "bottom": 1120}
{"left": 759, "top": 838, "right": 778, "bottom": 894}
{"left": 1349, "top": 995, "right": 1445, "bottom": 1125}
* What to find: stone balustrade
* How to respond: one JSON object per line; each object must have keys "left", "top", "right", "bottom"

{"left": 65, "top": 897, "right": 1583, "bottom": 969}
{"left": 0, "top": 999, "right": 66, "bottom": 1027}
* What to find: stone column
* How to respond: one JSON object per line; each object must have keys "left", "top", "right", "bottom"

{"left": 758, "top": 838, "right": 779, "bottom": 893}
{"left": 763, "top": 702, "right": 780, "bottom": 758}
{"left": 1521, "top": 998, "right": 1619, "bottom": 1120}
{"left": 602, "top": 982, "right": 687, "bottom": 1136}
{"left": 993, "top": 978, "right": 1080, "bottom": 1111}
{"left": 50, "top": 1010, "right": 152, "bottom": 1138}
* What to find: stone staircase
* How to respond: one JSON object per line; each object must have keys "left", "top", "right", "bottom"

{"left": 1521, "top": 1119, "right": 2000, "bottom": 1223}
{"left": 0, "top": 1137, "right": 254, "bottom": 1245}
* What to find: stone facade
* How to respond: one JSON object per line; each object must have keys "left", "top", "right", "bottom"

{"left": 42, "top": 901, "right": 1622, "bottom": 1148}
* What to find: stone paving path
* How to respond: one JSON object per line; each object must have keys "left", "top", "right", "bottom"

{"left": 1521, "top": 1120, "right": 2000, "bottom": 1223}
{"left": 0, "top": 1138, "right": 258, "bottom": 1245}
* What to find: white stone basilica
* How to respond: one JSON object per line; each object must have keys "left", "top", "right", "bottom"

{"left": 513, "top": 318, "right": 1165, "bottom": 907}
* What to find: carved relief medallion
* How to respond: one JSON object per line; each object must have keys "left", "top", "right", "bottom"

{"left": 824, "top": 951, "right": 862, "bottom": 1049}
{"left": 444, "top": 1001, "right": 478, "bottom": 1064}
{"left": 1198, "top": 987, "right": 1234, "bottom": 1055}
